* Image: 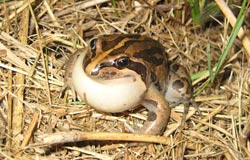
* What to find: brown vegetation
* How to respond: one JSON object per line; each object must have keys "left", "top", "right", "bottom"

{"left": 0, "top": 0, "right": 250, "bottom": 159}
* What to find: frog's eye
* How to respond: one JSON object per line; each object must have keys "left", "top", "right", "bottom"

{"left": 115, "top": 56, "right": 130, "bottom": 69}
{"left": 90, "top": 38, "right": 97, "bottom": 50}
{"left": 89, "top": 38, "right": 97, "bottom": 58}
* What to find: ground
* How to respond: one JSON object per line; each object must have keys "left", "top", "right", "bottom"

{"left": 0, "top": 0, "right": 250, "bottom": 159}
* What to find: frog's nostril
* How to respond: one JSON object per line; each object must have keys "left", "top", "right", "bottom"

{"left": 90, "top": 62, "right": 112, "bottom": 76}
{"left": 91, "top": 66, "right": 100, "bottom": 76}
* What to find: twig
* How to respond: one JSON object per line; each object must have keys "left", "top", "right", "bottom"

{"left": 43, "top": 0, "right": 111, "bottom": 18}
{"left": 0, "top": 150, "right": 14, "bottom": 160}
{"left": 7, "top": 66, "right": 13, "bottom": 148}
{"left": 40, "top": 131, "right": 171, "bottom": 145}
{"left": 12, "top": 0, "right": 30, "bottom": 148}
{"left": 194, "top": 105, "right": 225, "bottom": 129}
{"left": 240, "top": 117, "right": 250, "bottom": 147}
{"left": 43, "top": 0, "right": 61, "bottom": 27}
{"left": 21, "top": 112, "right": 39, "bottom": 148}
{"left": 0, "top": 50, "right": 7, "bottom": 57}
{"left": 0, "top": 0, "right": 35, "bottom": 29}
{"left": 16, "top": 113, "right": 39, "bottom": 157}
{"left": 28, "top": 3, "right": 52, "bottom": 105}
{"left": 65, "top": 147, "right": 112, "bottom": 160}
{"left": 215, "top": 0, "right": 250, "bottom": 57}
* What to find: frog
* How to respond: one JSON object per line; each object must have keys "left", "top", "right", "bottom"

{"left": 61, "top": 34, "right": 194, "bottom": 135}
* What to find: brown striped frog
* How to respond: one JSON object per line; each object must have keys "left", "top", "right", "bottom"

{"left": 61, "top": 34, "right": 194, "bottom": 135}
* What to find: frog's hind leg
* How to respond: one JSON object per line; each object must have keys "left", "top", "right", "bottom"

{"left": 165, "top": 63, "right": 200, "bottom": 126}
{"left": 139, "top": 84, "right": 171, "bottom": 135}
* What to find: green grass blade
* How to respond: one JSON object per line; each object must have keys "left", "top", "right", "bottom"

{"left": 189, "top": 0, "right": 201, "bottom": 24}
{"left": 199, "top": 2, "right": 221, "bottom": 26}
{"left": 206, "top": 41, "right": 213, "bottom": 82}
{"left": 112, "top": 0, "right": 119, "bottom": 17}
{"left": 212, "top": 0, "right": 246, "bottom": 82}
{"left": 212, "top": 15, "right": 244, "bottom": 82}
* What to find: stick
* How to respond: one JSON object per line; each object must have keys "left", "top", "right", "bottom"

{"left": 41, "top": 131, "right": 171, "bottom": 145}
{"left": 215, "top": 0, "right": 250, "bottom": 57}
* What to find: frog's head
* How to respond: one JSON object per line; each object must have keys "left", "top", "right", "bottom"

{"left": 84, "top": 34, "right": 167, "bottom": 86}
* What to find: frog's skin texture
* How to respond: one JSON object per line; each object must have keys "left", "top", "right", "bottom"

{"left": 61, "top": 34, "right": 194, "bottom": 135}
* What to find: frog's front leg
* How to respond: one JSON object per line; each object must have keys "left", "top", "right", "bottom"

{"left": 60, "top": 49, "right": 87, "bottom": 100}
{"left": 139, "top": 84, "right": 171, "bottom": 135}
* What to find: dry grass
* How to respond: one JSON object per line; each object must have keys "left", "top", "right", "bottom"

{"left": 0, "top": 0, "right": 250, "bottom": 159}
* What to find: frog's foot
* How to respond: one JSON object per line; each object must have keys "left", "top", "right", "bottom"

{"left": 179, "top": 99, "right": 201, "bottom": 127}
{"left": 60, "top": 84, "right": 77, "bottom": 101}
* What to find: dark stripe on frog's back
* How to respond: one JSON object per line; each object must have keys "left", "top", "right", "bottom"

{"left": 132, "top": 38, "right": 166, "bottom": 66}
{"left": 107, "top": 39, "right": 166, "bottom": 66}
{"left": 133, "top": 47, "right": 165, "bottom": 66}
{"left": 127, "top": 60, "right": 147, "bottom": 82}
{"left": 100, "top": 34, "right": 142, "bottom": 52}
